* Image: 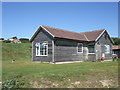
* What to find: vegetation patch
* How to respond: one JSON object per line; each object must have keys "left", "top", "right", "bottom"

{"left": 2, "top": 43, "right": 119, "bottom": 88}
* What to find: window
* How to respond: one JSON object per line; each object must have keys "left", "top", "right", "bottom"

{"left": 88, "top": 45, "right": 95, "bottom": 54}
{"left": 104, "top": 45, "right": 110, "bottom": 53}
{"left": 35, "top": 41, "right": 48, "bottom": 56}
{"left": 77, "top": 43, "right": 83, "bottom": 53}
{"left": 35, "top": 43, "right": 40, "bottom": 56}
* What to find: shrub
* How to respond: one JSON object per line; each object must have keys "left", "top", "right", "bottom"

{"left": 3, "top": 40, "right": 11, "bottom": 43}
{"left": 112, "top": 37, "right": 120, "bottom": 45}
{"left": 19, "top": 38, "right": 30, "bottom": 43}
{"left": 2, "top": 79, "right": 25, "bottom": 89}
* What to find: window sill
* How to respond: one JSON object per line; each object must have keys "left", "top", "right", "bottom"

{"left": 36, "top": 55, "right": 48, "bottom": 56}
{"left": 77, "top": 52, "right": 83, "bottom": 53}
{"left": 88, "top": 53, "right": 95, "bottom": 54}
{"left": 105, "top": 52, "right": 110, "bottom": 54}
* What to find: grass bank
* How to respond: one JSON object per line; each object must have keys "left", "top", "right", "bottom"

{"left": 2, "top": 43, "right": 119, "bottom": 88}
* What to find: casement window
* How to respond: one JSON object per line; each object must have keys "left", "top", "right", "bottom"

{"left": 77, "top": 43, "right": 83, "bottom": 53}
{"left": 35, "top": 43, "right": 40, "bottom": 56}
{"left": 35, "top": 41, "right": 48, "bottom": 56}
{"left": 104, "top": 45, "right": 110, "bottom": 53}
{"left": 88, "top": 45, "right": 95, "bottom": 54}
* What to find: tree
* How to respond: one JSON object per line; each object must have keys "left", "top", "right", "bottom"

{"left": 0, "top": 38, "right": 4, "bottom": 40}
{"left": 111, "top": 37, "right": 120, "bottom": 45}
{"left": 12, "top": 36, "right": 17, "bottom": 39}
{"left": 19, "top": 38, "right": 30, "bottom": 43}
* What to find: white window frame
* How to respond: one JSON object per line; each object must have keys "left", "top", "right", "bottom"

{"left": 77, "top": 43, "right": 83, "bottom": 53}
{"left": 35, "top": 41, "right": 48, "bottom": 56}
{"left": 88, "top": 44, "right": 95, "bottom": 54}
{"left": 104, "top": 45, "right": 110, "bottom": 54}
{"left": 35, "top": 43, "right": 40, "bottom": 56}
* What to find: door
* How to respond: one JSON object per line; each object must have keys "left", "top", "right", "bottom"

{"left": 96, "top": 44, "right": 101, "bottom": 60}
{"left": 101, "top": 45, "right": 105, "bottom": 59}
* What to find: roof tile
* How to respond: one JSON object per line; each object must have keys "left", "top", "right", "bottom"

{"left": 41, "top": 25, "right": 105, "bottom": 41}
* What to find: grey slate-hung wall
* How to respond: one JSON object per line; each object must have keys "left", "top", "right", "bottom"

{"left": 30, "top": 25, "right": 113, "bottom": 62}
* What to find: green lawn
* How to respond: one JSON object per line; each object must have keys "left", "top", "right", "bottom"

{"left": 2, "top": 43, "right": 119, "bottom": 88}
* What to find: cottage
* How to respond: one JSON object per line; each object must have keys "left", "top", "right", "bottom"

{"left": 30, "top": 25, "right": 113, "bottom": 63}
{"left": 8, "top": 37, "right": 21, "bottom": 43}
{"left": 112, "top": 45, "right": 120, "bottom": 58}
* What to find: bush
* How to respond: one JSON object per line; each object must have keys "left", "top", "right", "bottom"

{"left": 19, "top": 38, "right": 30, "bottom": 43}
{"left": 3, "top": 40, "right": 11, "bottom": 43}
{"left": 112, "top": 37, "right": 120, "bottom": 45}
{"left": 2, "top": 79, "right": 25, "bottom": 89}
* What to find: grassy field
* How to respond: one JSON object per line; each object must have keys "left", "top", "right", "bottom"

{"left": 2, "top": 43, "right": 119, "bottom": 88}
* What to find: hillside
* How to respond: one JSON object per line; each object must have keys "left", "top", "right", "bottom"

{"left": 2, "top": 43, "right": 31, "bottom": 61}
{"left": 2, "top": 43, "right": 119, "bottom": 88}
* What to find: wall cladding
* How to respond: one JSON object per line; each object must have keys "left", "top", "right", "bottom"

{"left": 32, "top": 28, "right": 113, "bottom": 62}
{"left": 54, "top": 39, "right": 85, "bottom": 62}
{"left": 96, "top": 31, "right": 112, "bottom": 60}
{"left": 32, "top": 28, "right": 53, "bottom": 62}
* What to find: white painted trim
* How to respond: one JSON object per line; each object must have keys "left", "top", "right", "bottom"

{"left": 88, "top": 53, "right": 95, "bottom": 54}
{"left": 30, "top": 26, "right": 40, "bottom": 42}
{"left": 77, "top": 43, "right": 83, "bottom": 53}
{"left": 32, "top": 42, "right": 33, "bottom": 61}
{"left": 41, "top": 25, "right": 55, "bottom": 38}
{"left": 104, "top": 44, "right": 110, "bottom": 54}
{"left": 36, "top": 54, "right": 48, "bottom": 56}
{"left": 95, "top": 29, "right": 106, "bottom": 41}
{"left": 105, "top": 30, "right": 114, "bottom": 44}
{"left": 40, "top": 41, "right": 48, "bottom": 56}
{"left": 52, "top": 40, "right": 55, "bottom": 62}
{"left": 30, "top": 25, "right": 55, "bottom": 42}
{"left": 35, "top": 43, "right": 40, "bottom": 56}
{"left": 35, "top": 41, "right": 48, "bottom": 56}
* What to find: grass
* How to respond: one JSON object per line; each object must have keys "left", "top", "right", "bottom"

{"left": 2, "top": 43, "right": 119, "bottom": 88}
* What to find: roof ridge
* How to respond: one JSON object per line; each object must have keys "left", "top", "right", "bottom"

{"left": 80, "top": 29, "right": 105, "bottom": 33}
{"left": 41, "top": 25, "right": 83, "bottom": 35}
{"left": 30, "top": 25, "right": 108, "bottom": 42}
{"left": 42, "top": 25, "right": 105, "bottom": 35}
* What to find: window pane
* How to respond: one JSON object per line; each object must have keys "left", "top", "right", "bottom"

{"left": 78, "top": 43, "right": 83, "bottom": 52}
{"left": 104, "top": 45, "right": 110, "bottom": 53}
{"left": 40, "top": 42, "right": 48, "bottom": 55}
{"left": 88, "top": 45, "right": 94, "bottom": 53}
{"left": 35, "top": 42, "right": 48, "bottom": 56}
{"left": 35, "top": 43, "right": 40, "bottom": 56}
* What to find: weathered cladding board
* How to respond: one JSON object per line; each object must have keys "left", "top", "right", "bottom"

{"left": 87, "top": 54, "right": 96, "bottom": 61}
{"left": 84, "top": 42, "right": 96, "bottom": 61}
{"left": 95, "top": 43, "right": 101, "bottom": 60}
{"left": 96, "top": 31, "right": 112, "bottom": 59}
{"left": 32, "top": 28, "right": 53, "bottom": 62}
{"left": 54, "top": 39, "right": 85, "bottom": 62}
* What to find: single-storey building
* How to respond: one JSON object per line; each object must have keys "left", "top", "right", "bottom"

{"left": 30, "top": 25, "right": 113, "bottom": 63}
{"left": 112, "top": 45, "right": 120, "bottom": 58}
{"left": 8, "top": 37, "right": 21, "bottom": 43}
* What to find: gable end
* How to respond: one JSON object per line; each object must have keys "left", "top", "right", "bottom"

{"left": 30, "top": 25, "right": 54, "bottom": 42}
{"left": 96, "top": 30, "right": 113, "bottom": 44}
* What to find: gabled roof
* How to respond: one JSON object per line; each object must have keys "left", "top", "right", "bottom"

{"left": 30, "top": 25, "right": 107, "bottom": 42}
{"left": 80, "top": 29, "right": 105, "bottom": 41}
{"left": 41, "top": 25, "right": 87, "bottom": 41}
